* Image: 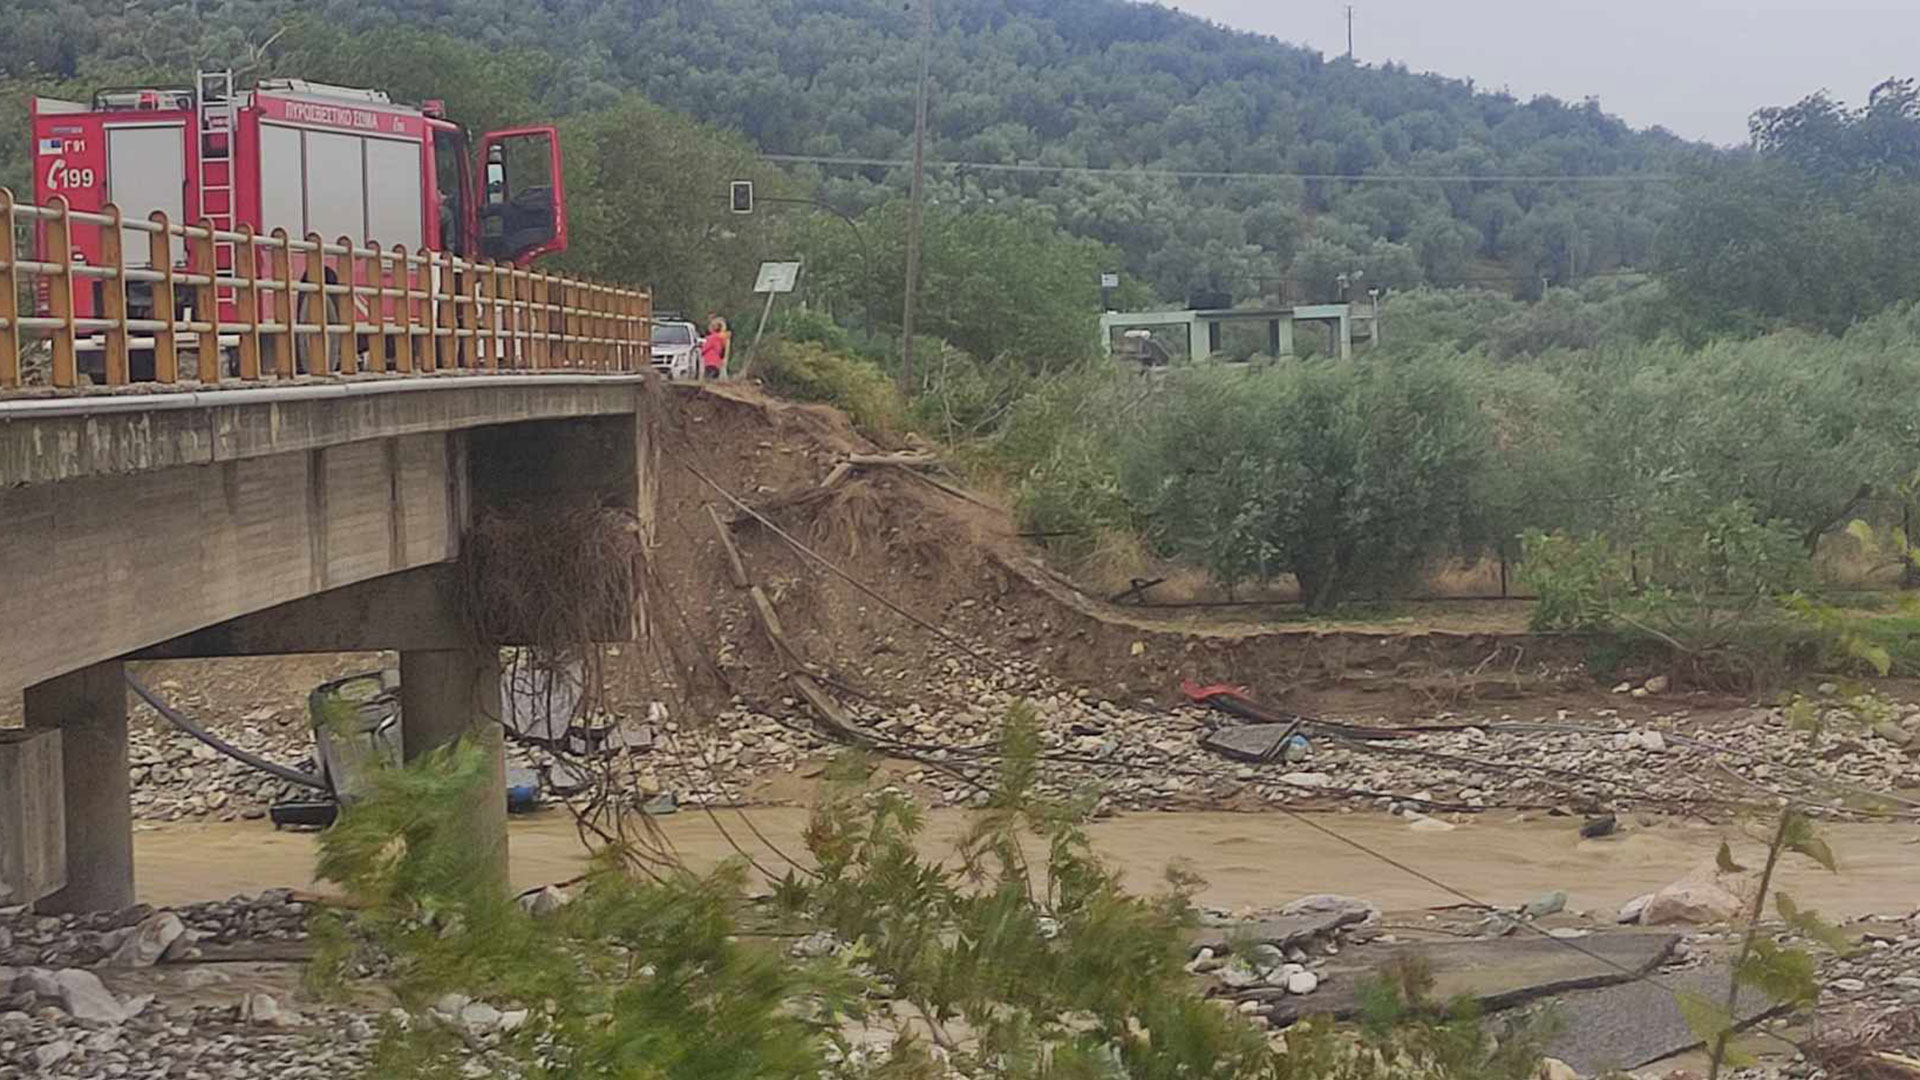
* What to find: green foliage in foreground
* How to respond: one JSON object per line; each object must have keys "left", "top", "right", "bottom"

{"left": 1679, "top": 809, "right": 1850, "bottom": 1079}
{"left": 314, "top": 719, "right": 1554, "bottom": 1080}
{"left": 312, "top": 741, "right": 835, "bottom": 1080}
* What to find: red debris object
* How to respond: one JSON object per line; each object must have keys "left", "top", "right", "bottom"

{"left": 1180, "top": 680, "right": 1252, "bottom": 705}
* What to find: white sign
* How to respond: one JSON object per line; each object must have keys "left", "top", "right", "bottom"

{"left": 755, "top": 261, "right": 803, "bottom": 294}
{"left": 1100, "top": 273, "right": 1121, "bottom": 289}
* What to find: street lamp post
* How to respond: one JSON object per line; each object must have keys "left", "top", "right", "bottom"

{"left": 751, "top": 194, "right": 878, "bottom": 332}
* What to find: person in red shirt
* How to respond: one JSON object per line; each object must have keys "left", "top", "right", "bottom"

{"left": 699, "top": 317, "right": 731, "bottom": 379}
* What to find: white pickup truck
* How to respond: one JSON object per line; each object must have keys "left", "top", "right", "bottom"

{"left": 650, "top": 319, "right": 702, "bottom": 380}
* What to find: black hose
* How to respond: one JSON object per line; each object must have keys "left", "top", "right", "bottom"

{"left": 125, "top": 673, "right": 330, "bottom": 791}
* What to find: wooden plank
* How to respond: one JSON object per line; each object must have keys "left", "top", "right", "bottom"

{"left": 748, "top": 585, "right": 797, "bottom": 664}
{"left": 794, "top": 673, "right": 860, "bottom": 741}
{"left": 707, "top": 504, "right": 751, "bottom": 589}
{"left": 846, "top": 453, "right": 939, "bottom": 467}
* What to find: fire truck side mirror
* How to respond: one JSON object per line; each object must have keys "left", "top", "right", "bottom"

{"left": 484, "top": 143, "right": 508, "bottom": 206}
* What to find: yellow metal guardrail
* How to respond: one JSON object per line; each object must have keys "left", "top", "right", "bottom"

{"left": 0, "top": 189, "right": 650, "bottom": 390}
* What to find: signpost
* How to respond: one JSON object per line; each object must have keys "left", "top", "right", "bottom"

{"left": 739, "top": 260, "right": 803, "bottom": 379}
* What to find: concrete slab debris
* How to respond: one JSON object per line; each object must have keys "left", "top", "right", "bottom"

{"left": 1265, "top": 931, "right": 1680, "bottom": 1026}
{"left": 1543, "top": 962, "right": 1779, "bottom": 1075}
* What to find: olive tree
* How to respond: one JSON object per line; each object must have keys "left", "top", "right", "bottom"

{"left": 1123, "top": 360, "right": 1490, "bottom": 611}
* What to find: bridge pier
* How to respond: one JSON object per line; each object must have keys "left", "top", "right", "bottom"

{"left": 24, "top": 661, "right": 133, "bottom": 914}
{"left": 399, "top": 648, "right": 509, "bottom": 888}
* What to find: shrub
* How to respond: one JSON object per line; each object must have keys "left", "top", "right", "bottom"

{"left": 1519, "top": 501, "right": 1823, "bottom": 684}
{"left": 757, "top": 338, "right": 907, "bottom": 437}
{"left": 1122, "top": 361, "right": 1490, "bottom": 611}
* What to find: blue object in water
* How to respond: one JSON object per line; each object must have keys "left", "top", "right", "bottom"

{"left": 506, "top": 766, "right": 543, "bottom": 813}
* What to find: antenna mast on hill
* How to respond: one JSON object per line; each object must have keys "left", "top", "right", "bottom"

{"left": 1345, "top": 5, "right": 1355, "bottom": 59}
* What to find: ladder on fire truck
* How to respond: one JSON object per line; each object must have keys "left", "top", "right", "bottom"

{"left": 195, "top": 69, "right": 238, "bottom": 302}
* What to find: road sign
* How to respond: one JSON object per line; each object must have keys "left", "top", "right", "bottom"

{"left": 730, "top": 180, "right": 754, "bottom": 214}
{"left": 1100, "top": 272, "right": 1120, "bottom": 289}
{"left": 755, "top": 261, "right": 803, "bottom": 294}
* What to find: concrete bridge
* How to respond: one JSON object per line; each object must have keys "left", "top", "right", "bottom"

{"left": 1, "top": 377, "right": 657, "bottom": 910}
{"left": 0, "top": 187, "right": 659, "bottom": 911}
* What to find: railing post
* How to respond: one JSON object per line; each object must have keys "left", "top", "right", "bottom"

{"left": 302, "top": 232, "right": 328, "bottom": 374}
{"left": 625, "top": 290, "right": 644, "bottom": 371}
{"left": 471, "top": 259, "right": 491, "bottom": 370}
{"left": 335, "top": 236, "right": 359, "bottom": 376}
{"left": 99, "top": 205, "right": 131, "bottom": 386}
{"left": 1, "top": 190, "right": 23, "bottom": 388}
{"left": 532, "top": 272, "right": 549, "bottom": 370}
{"left": 392, "top": 245, "right": 415, "bottom": 374}
{"left": 191, "top": 217, "right": 220, "bottom": 383}
{"left": 588, "top": 284, "right": 604, "bottom": 372}
{"left": 233, "top": 224, "right": 261, "bottom": 381}
{"left": 148, "top": 212, "right": 178, "bottom": 383}
{"left": 435, "top": 253, "right": 457, "bottom": 371}
{"left": 363, "top": 242, "right": 386, "bottom": 374}
{"left": 562, "top": 279, "right": 580, "bottom": 370}
{"left": 483, "top": 260, "right": 500, "bottom": 369}
{"left": 514, "top": 267, "right": 532, "bottom": 370}
{"left": 45, "top": 196, "right": 77, "bottom": 388}
{"left": 640, "top": 290, "right": 653, "bottom": 369}
{"left": 270, "top": 229, "right": 295, "bottom": 379}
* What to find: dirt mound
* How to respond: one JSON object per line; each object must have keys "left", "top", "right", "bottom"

{"left": 617, "top": 383, "right": 1598, "bottom": 726}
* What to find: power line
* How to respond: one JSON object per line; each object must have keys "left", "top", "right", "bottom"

{"left": 763, "top": 152, "right": 1679, "bottom": 185}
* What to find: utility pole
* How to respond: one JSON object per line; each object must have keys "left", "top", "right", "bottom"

{"left": 1345, "top": 5, "right": 1355, "bottom": 59}
{"left": 900, "top": 0, "right": 935, "bottom": 396}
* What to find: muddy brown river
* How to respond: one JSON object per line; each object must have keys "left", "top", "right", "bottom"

{"left": 132, "top": 809, "right": 1920, "bottom": 918}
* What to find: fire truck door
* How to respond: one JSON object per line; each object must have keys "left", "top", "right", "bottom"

{"left": 105, "top": 124, "right": 185, "bottom": 267}
{"left": 477, "top": 127, "right": 566, "bottom": 265}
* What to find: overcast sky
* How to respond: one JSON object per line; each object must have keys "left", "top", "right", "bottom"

{"left": 1165, "top": 0, "right": 1919, "bottom": 146}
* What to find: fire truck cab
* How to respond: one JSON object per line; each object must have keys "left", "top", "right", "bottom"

{"left": 29, "top": 70, "right": 567, "bottom": 376}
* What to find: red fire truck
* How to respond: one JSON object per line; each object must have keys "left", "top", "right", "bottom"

{"left": 29, "top": 70, "right": 568, "bottom": 378}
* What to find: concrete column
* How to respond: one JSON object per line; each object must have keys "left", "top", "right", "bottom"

{"left": 399, "top": 648, "right": 507, "bottom": 887}
{"left": 24, "top": 661, "right": 132, "bottom": 914}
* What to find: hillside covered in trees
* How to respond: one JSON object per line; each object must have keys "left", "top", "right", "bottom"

{"left": 3, "top": 0, "right": 1707, "bottom": 304}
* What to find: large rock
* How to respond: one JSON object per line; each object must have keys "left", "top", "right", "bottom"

{"left": 1280, "top": 894, "right": 1382, "bottom": 927}
{"left": 108, "top": 911, "right": 185, "bottom": 968}
{"left": 53, "top": 968, "right": 126, "bottom": 1023}
{"left": 1617, "top": 894, "right": 1655, "bottom": 924}
{"left": 1640, "top": 868, "right": 1755, "bottom": 926}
